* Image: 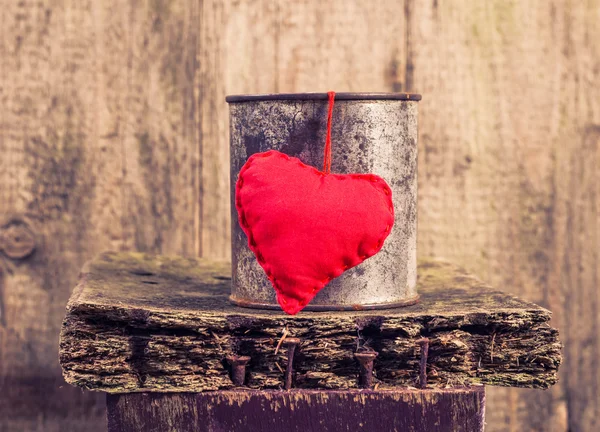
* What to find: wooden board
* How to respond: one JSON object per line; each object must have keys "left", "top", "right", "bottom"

{"left": 0, "top": 1, "right": 201, "bottom": 430}
{"left": 212, "top": 2, "right": 599, "bottom": 430}
{"left": 59, "top": 252, "right": 560, "bottom": 393}
{"left": 407, "top": 2, "right": 600, "bottom": 430}
{"left": 2, "top": 1, "right": 597, "bottom": 431}
{"left": 199, "top": 4, "right": 600, "bottom": 427}
{"left": 106, "top": 388, "right": 486, "bottom": 432}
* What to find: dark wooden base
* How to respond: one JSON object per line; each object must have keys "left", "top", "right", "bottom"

{"left": 107, "top": 387, "right": 485, "bottom": 432}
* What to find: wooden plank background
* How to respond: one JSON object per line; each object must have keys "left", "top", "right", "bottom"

{"left": 0, "top": 0, "right": 597, "bottom": 431}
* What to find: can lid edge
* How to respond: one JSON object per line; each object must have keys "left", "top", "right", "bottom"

{"left": 226, "top": 92, "right": 422, "bottom": 103}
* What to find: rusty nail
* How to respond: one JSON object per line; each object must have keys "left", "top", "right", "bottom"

{"left": 418, "top": 338, "right": 430, "bottom": 389}
{"left": 354, "top": 351, "right": 378, "bottom": 388}
{"left": 226, "top": 355, "right": 251, "bottom": 386}
{"left": 283, "top": 338, "right": 300, "bottom": 390}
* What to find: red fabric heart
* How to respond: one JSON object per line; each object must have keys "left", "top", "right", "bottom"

{"left": 235, "top": 150, "right": 394, "bottom": 315}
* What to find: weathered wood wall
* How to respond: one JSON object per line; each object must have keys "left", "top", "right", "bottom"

{"left": 0, "top": 1, "right": 597, "bottom": 431}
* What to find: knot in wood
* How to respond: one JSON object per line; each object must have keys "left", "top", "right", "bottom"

{"left": 0, "top": 219, "right": 36, "bottom": 260}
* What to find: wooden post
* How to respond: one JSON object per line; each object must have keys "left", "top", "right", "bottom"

{"left": 106, "top": 388, "right": 486, "bottom": 432}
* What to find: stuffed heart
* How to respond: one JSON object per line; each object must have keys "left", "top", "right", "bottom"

{"left": 235, "top": 150, "right": 394, "bottom": 315}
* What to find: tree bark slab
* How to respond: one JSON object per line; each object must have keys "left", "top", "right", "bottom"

{"left": 59, "top": 252, "right": 561, "bottom": 393}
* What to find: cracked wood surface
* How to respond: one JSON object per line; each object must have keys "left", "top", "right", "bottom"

{"left": 3, "top": 1, "right": 597, "bottom": 430}
{"left": 59, "top": 252, "right": 560, "bottom": 393}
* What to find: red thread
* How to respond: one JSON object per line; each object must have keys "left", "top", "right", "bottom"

{"left": 323, "top": 91, "right": 335, "bottom": 174}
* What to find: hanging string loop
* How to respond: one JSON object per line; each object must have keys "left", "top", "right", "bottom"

{"left": 323, "top": 91, "right": 335, "bottom": 174}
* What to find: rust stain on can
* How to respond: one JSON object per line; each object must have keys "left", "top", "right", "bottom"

{"left": 227, "top": 93, "right": 421, "bottom": 311}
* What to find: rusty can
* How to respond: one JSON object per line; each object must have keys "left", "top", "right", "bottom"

{"left": 226, "top": 92, "right": 421, "bottom": 311}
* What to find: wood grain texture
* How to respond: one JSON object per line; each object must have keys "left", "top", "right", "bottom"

{"left": 409, "top": 1, "right": 600, "bottom": 431}
{"left": 0, "top": 1, "right": 200, "bottom": 430}
{"left": 59, "top": 252, "right": 559, "bottom": 393}
{"left": 200, "top": 0, "right": 411, "bottom": 261}
{"left": 1, "top": 0, "right": 597, "bottom": 430}
{"left": 106, "top": 388, "right": 486, "bottom": 432}
{"left": 208, "top": 2, "right": 598, "bottom": 429}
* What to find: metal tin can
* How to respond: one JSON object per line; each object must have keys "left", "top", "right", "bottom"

{"left": 227, "top": 93, "right": 421, "bottom": 311}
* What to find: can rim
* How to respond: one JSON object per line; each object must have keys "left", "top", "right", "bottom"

{"left": 229, "top": 294, "right": 420, "bottom": 311}
{"left": 226, "top": 92, "right": 422, "bottom": 103}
